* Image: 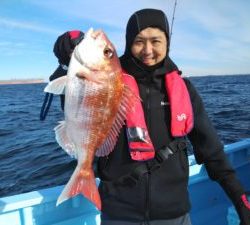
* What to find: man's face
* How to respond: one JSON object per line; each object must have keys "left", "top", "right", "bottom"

{"left": 131, "top": 27, "right": 167, "bottom": 66}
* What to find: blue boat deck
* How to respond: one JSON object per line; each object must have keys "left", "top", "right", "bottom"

{"left": 1, "top": 139, "right": 250, "bottom": 225}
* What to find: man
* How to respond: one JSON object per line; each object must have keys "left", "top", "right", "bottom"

{"left": 97, "top": 8, "right": 250, "bottom": 225}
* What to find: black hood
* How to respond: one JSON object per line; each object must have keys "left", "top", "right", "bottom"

{"left": 124, "top": 8, "right": 170, "bottom": 56}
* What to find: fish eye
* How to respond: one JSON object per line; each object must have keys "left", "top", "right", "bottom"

{"left": 103, "top": 47, "right": 114, "bottom": 59}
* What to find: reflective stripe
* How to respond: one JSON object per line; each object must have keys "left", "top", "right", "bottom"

{"left": 127, "top": 127, "right": 150, "bottom": 143}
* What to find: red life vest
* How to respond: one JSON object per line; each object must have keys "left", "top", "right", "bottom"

{"left": 122, "top": 70, "right": 194, "bottom": 161}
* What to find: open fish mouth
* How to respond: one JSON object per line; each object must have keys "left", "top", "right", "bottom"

{"left": 73, "top": 43, "right": 102, "bottom": 83}
{"left": 73, "top": 45, "right": 99, "bottom": 71}
{"left": 75, "top": 70, "right": 103, "bottom": 84}
{"left": 74, "top": 61, "right": 104, "bottom": 84}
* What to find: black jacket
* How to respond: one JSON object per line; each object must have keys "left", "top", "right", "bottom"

{"left": 49, "top": 65, "right": 67, "bottom": 111}
{"left": 97, "top": 56, "right": 245, "bottom": 222}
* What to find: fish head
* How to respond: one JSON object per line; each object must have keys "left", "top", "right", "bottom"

{"left": 73, "top": 28, "right": 121, "bottom": 82}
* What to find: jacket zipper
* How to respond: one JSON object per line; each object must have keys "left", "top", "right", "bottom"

{"left": 145, "top": 84, "right": 151, "bottom": 130}
{"left": 144, "top": 164, "right": 151, "bottom": 224}
{"left": 143, "top": 75, "right": 153, "bottom": 224}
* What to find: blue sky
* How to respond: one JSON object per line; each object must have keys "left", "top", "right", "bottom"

{"left": 0, "top": 0, "right": 250, "bottom": 81}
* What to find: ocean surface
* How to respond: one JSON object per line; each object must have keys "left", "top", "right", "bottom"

{"left": 0, "top": 74, "right": 250, "bottom": 198}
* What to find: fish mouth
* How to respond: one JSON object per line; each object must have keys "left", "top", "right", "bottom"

{"left": 73, "top": 45, "right": 101, "bottom": 73}
{"left": 76, "top": 63, "right": 104, "bottom": 84}
{"left": 73, "top": 46, "right": 104, "bottom": 84}
{"left": 82, "top": 61, "right": 99, "bottom": 73}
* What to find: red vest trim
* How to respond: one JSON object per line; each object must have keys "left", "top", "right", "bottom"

{"left": 122, "top": 73, "right": 155, "bottom": 161}
{"left": 165, "top": 71, "right": 194, "bottom": 136}
{"left": 122, "top": 70, "right": 193, "bottom": 161}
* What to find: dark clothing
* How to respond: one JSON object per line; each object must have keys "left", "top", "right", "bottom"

{"left": 53, "top": 30, "right": 84, "bottom": 66}
{"left": 101, "top": 213, "right": 192, "bottom": 225}
{"left": 97, "top": 56, "right": 245, "bottom": 222}
{"left": 98, "top": 8, "right": 248, "bottom": 225}
{"left": 49, "top": 65, "right": 67, "bottom": 110}
{"left": 49, "top": 65, "right": 67, "bottom": 81}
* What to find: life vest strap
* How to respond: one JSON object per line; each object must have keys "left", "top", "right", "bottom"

{"left": 103, "top": 138, "right": 187, "bottom": 187}
{"left": 150, "top": 138, "right": 187, "bottom": 173}
{"left": 40, "top": 93, "right": 54, "bottom": 121}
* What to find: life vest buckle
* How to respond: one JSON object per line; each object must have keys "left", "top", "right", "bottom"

{"left": 155, "top": 147, "right": 173, "bottom": 163}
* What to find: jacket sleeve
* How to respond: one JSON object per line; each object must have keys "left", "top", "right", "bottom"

{"left": 184, "top": 78, "right": 250, "bottom": 224}
{"left": 184, "top": 78, "right": 223, "bottom": 164}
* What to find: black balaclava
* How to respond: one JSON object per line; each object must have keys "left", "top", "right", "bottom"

{"left": 121, "top": 8, "right": 179, "bottom": 76}
{"left": 124, "top": 8, "right": 170, "bottom": 57}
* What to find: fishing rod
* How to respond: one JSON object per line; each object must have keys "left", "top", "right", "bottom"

{"left": 169, "top": 0, "right": 178, "bottom": 49}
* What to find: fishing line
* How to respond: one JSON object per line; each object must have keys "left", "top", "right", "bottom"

{"left": 169, "top": 0, "right": 178, "bottom": 51}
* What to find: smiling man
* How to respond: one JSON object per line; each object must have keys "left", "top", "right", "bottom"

{"left": 131, "top": 27, "right": 167, "bottom": 66}
{"left": 97, "top": 8, "right": 250, "bottom": 225}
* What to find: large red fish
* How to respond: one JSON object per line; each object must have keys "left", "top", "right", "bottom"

{"left": 44, "top": 28, "right": 134, "bottom": 210}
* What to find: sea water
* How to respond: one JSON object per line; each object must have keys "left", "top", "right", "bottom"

{"left": 0, "top": 74, "right": 250, "bottom": 198}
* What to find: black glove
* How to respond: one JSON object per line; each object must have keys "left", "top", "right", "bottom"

{"left": 235, "top": 193, "right": 250, "bottom": 225}
{"left": 53, "top": 30, "right": 84, "bottom": 66}
{"left": 214, "top": 171, "right": 249, "bottom": 224}
{"left": 203, "top": 151, "right": 250, "bottom": 224}
{"left": 220, "top": 179, "right": 250, "bottom": 225}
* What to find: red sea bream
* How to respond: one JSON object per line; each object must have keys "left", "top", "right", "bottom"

{"left": 44, "top": 28, "right": 135, "bottom": 210}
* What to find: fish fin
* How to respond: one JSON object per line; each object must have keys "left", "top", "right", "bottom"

{"left": 95, "top": 85, "right": 138, "bottom": 157}
{"left": 54, "top": 121, "right": 77, "bottom": 158}
{"left": 85, "top": 27, "right": 94, "bottom": 39}
{"left": 56, "top": 166, "right": 101, "bottom": 210}
{"left": 44, "top": 76, "right": 67, "bottom": 95}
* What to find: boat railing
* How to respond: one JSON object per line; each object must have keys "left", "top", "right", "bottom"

{"left": 0, "top": 139, "right": 249, "bottom": 225}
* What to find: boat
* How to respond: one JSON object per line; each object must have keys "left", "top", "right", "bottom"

{"left": 0, "top": 139, "right": 249, "bottom": 225}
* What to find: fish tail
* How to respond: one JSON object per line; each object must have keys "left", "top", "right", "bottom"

{"left": 56, "top": 165, "right": 101, "bottom": 210}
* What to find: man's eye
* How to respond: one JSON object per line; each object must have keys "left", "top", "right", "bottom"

{"left": 134, "top": 40, "right": 143, "bottom": 44}
{"left": 152, "top": 40, "right": 161, "bottom": 44}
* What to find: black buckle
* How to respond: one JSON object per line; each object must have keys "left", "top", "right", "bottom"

{"left": 114, "top": 140, "right": 187, "bottom": 186}
{"left": 150, "top": 147, "right": 173, "bottom": 172}
{"left": 177, "top": 141, "right": 187, "bottom": 151}
{"left": 155, "top": 147, "right": 173, "bottom": 163}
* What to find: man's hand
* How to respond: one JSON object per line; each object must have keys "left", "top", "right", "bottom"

{"left": 237, "top": 194, "right": 250, "bottom": 225}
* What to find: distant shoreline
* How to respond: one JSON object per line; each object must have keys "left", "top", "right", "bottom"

{"left": 0, "top": 79, "right": 45, "bottom": 85}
